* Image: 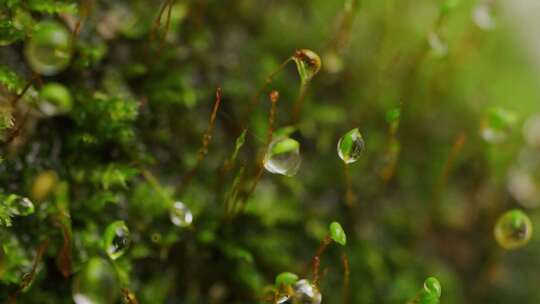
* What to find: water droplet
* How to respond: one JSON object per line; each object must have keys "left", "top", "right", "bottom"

{"left": 6, "top": 195, "right": 35, "bottom": 216}
{"left": 523, "top": 114, "right": 540, "bottom": 148}
{"left": 480, "top": 107, "right": 517, "bottom": 143}
{"left": 170, "top": 201, "right": 193, "bottom": 227}
{"left": 72, "top": 257, "right": 120, "bottom": 304}
{"left": 337, "top": 128, "right": 365, "bottom": 164}
{"left": 424, "top": 277, "right": 442, "bottom": 298}
{"left": 292, "top": 49, "right": 322, "bottom": 84}
{"left": 103, "top": 221, "right": 131, "bottom": 260}
{"left": 38, "top": 83, "right": 72, "bottom": 116}
{"left": 427, "top": 31, "right": 448, "bottom": 57}
{"left": 263, "top": 137, "right": 302, "bottom": 176}
{"left": 472, "top": 2, "right": 496, "bottom": 30}
{"left": 24, "top": 21, "right": 72, "bottom": 76}
{"left": 293, "top": 279, "right": 322, "bottom": 304}
{"left": 494, "top": 209, "right": 533, "bottom": 250}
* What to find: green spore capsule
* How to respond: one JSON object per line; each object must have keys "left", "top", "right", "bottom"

{"left": 293, "top": 279, "right": 322, "bottom": 304}
{"left": 103, "top": 221, "right": 131, "bottom": 260}
{"left": 275, "top": 272, "right": 299, "bottom": 287}
{"left": 424, "top": 277, "right": 442, "bottom": 298}
{"left": 264, "top": 137, "right": 302, "bottom": 176}
{"left": 169, "top": 201, "right": 193, "bottom": 227}
{"left": 337, "top": 128, "right": 365, "bottom": 164}
{"left": 494, "top": 209, "right": 533, "bottom": 250}
{"left": 292, "top": 49, "right": 321, "bottom": 84}
{"left": 39, "top": 82, "right": 72, "bottom": 115}
{"left": 72, "top": 257, "right": 120, "bottom": 304}
{"left": 25, "top": 21, "right": 72, "bottom": 76}
{"left": 6, "top": 194, "right": 35, "bottom": 216}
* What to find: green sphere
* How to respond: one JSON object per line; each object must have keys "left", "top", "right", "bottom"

{"left": 25, "top": 21, "right": 72, "bottom": 75}
{"left": 494, "top": 209, "right": 533, "bottom": 250}
{"left": 39, "top": 82, "right": 72, "bottom": 115}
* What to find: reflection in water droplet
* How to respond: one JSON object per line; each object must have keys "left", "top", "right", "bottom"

{"left": 337, "top": 128, "right": 365, "bottom": 164}
{"left": 473, "top": 2, "right": 496, "bottom": 30}
{"left": 264, "top": 137, "right": 302, "bottom": 176}
{"left": 72, "top": 257, "right": 120, "bottom": 304}
{"left": 494, "top": 209, "right": 533, "bottom": 250}
{"left": 294, "top": 279, "right": 322, "bottom": 304}
{"left": 170, "top": 201, "right": 193, "bottom": 227}
{"left": 7, "top": 195, "right": 35, "bottom": 216}
{"left": 103, "top": 221, "right": 131, "bottom": 260}
{"left": 24, "top": 21, "right": 72, "bottom": 76}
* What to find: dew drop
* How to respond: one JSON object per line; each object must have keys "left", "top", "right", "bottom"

{"left": 263, "top": 137, "right": 302, "bottom": 176}
{"left": 480, "top": 107, "right": 517, "bottom": 143}
{"left": 103, "top": 221, "right": 131, "bottom": 260}
{"left": 472, "top": 2, "right": 496, "bottom": 31}
{"left": 72, "top": 257, "right": 120, "bottom": 304}
{"left": 170, "top": 201, "right": 193, "bottom": 227}
{"left": 494, "top": 209, "right": 533, "bottom": 250}
{"left": 293, "top": 279, "right": 322, "bottom": 304}
{"left": 337, "top": 128, "right": 365, "bottom": 164}
{"left": 38, "top": 83, "right": 72, "bottom": 116}
{"left": 6, "top": 195, "right": 35, "bottom": 216}
{"left": 24, "top": 21, "right": 72, "bottom": 76}
{"left": 292, "top": 49, "right": 322, "bottom": 84}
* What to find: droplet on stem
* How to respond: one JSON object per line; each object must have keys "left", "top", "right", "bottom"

{"left": 494, "top": 209, "right": 533, "bottom": 250}
{"left": 103, "top": 221, "right": 131, "bottom": 260}
{"left": 6, "top": 194, "right": 35, "bottom": 216}
{"left": 292, "top": 49, "right": 321, "bottom": 84}
{"left": 38, "top": 83, "right": 72, "bottom": 116}
{"left": 169, "top": 201, "right": 193, "bottom": 227}
{"left": 293, "top": 279, "right": 322, "bottom": 304}
{"left": 263, "top": 137, "right": 302, "bottom": 176}
{"left": 337, "top": 128, "right": 365, "bottom": 164}
{"left": 24, "top": 21, "right": 72, "bottom": 76}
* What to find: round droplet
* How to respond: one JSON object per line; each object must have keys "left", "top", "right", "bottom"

{"left": 72, "top": 257, "right": 120, "bottom": 304}
{"left": 39, "top": 83, "right": 72, "bottom": 115}
{"left": 494, "top": 209, "right": 533, "bottom": 250}
{"left": 103, "top": 221, "right": 131, "bottom": 260}
{"left": 169, "top": 201, "right": 193, "bottom": 227}
{"left": 264, "top": 137, "right": 302, "bottom": 176}
{"left": 472, "top": 2, "right": 496, "bottom": 30}
{"left": 7, "top": 195, "right": 35, "bottom": 216}
{"left": 292, "top": 49, "right": 322, "bottom": 84}
{"left": 25, "top": 21, "right": 72, "bottom": 76}
{"left": 480, "top": 108, "right": 517, "bottom": 143}
{"left": 424, "top": 277, "right": 442, "bottom": 298}
{"left": 293, "top": 279, "right": 322, "bottom": 304}
{"left": 337, "top": 128, "right": 365, "bottom": 164}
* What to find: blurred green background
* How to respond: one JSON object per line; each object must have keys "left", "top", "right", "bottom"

{"left": 2, "top": 0, "right": 540, "bottom": 303}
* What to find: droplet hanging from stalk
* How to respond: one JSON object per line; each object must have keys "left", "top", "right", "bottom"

{"left": 6, "top": 194, "right": 35, "bottom": 216}
{"left": 169, "top": 201, "right": 193, "bottom": 227}
{"left": 263, "top": 137, "right": 302, "bottom": 176}
{"left": 72, "top": 257, "right": 120, "bottom": 304}
{"left": 24, "top": 21, "right": 72, "bottom": 76}
{"left": 38, "top": 83, "right": 73, "bottom": 116}
{"left": 293, "top": 279, "right": 322, "bottom": 304}
{"left": 494, "top": 209, "right": 533, "bottom": 250}
{"left": 103, "top": 221, "right": 131, "bottom": 260}
{"left": 292, "top": 49, "right": 321, "bottom": 85}
{"left": 337, "top": 128, "right": 365, "bottom": 164}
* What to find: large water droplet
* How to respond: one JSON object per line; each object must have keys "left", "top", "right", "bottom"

{"left": 472, "top": 2, "right": 496, "bottom": 30}
{"left": 292, "top": 49, "right": 322, "bottom": 84}
{"left": 103, "top": 221, "right": 131, "bottom": 260}
{"left": 24, "top": 21, "right": 72, "bottom": 76}
{"left": 170, "top": 201, "right": 193, "bottom": 227}
{"left": 494, "top": 209, "right": 533, "bottom": 250}
{"left": 293, "top": 279, "right": 321, "bottom": 304}
{"left": 480, "top": 107, "right": 517, "bottom": 143}
{"left": 264, "top": 137, "right": 302, "bottom": 176}
{"left": 337, "top": 128, "right": 365, "bottom": 164}
{"left": 72, "top": 257, "right": 120, "bottom": 304}
{"left": 6, "top": 195, "right": 35, "bottom": 216}
{"left": 38, "top": 83, "right": 72, "bottom": 116}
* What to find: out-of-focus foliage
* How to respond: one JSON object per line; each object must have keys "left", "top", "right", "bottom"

{"left": 1, "top": 0, "right": 540, "bottom": 303}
